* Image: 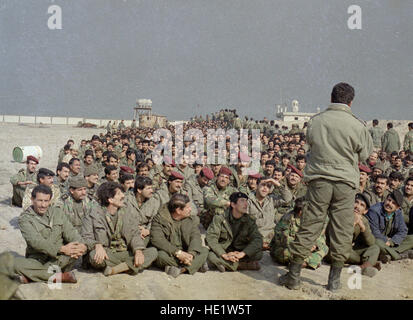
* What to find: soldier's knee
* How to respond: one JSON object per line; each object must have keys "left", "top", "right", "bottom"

{"left": 144, "top": 247, "right": 158, "bottom": 260}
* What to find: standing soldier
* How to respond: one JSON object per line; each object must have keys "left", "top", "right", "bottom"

{"left": 206, "top": 192, "right": 263, "bottom": 272}
{"left": 404, "top": 122, "right": 413, "bottom": 153}
{"left": 369, "top": 119, "right": 384, "bottom": 151}
{"left": 381, "top": 122, "right": 401, "bottom": 154}
{"left": 10, "top": 155, "right": 38, "bottom": 207}
{"left": 106, "top": 121, "right": 112, "bottom": 134}
{"left": 279, "top": 83, "right": 373, "bottom": 292}
{"left": 131, "top": 119, "right": 137, "bottom": 129}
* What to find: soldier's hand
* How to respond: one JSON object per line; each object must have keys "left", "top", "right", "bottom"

{"left": 310, "top": 245, "right": 317, "bottom": 252}
{"left": 140, "top": 228, "right": 150, "bottom": 239}
{"left": 134, "top": 250, "right": 145, "bottom": 267}
{"left": 233, "top": 251, "right": 246, "bottom": 260}
{"left": 94, "top": 244, "right": 108, "bottom": 264}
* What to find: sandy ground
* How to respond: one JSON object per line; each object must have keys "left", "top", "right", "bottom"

{"left": 0, "top": 121, "right": 412, "bottom": 300}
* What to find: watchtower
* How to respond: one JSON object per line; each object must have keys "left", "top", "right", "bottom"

{"left": 134, "top": 99, "right": 153, "bottom": 120}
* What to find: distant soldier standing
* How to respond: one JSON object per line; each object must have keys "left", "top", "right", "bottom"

{"left": 279, "top": 83, "right": 373, "bottom": 292}
{"left": 369, "top": 119, "right": 384, "bottom": 151}
{"left": 404, "top": 122, "right": 413, "bottom": 153}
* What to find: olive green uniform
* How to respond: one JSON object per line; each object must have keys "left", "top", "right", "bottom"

{"left": 369, "top": 126, "right": 384, "bottom": 149}
{"left": 182, "top": 174, "right": 208, "bottom": 217}
{"left": 404, "top": 130, "right": 413, "bottom": 152}
{"left": 381, "top": 128, "right": 401, "bottom": 154}
{"left": 13, "top": 206, "right": 84, "bottom": 282}
{"left": 290, "top": 103, "right": 373, "bottom": 267}
{"left": 10, "top": 169, "right": 37, "bottom": 207}
{"left": 150, "top": 205, "right": 208, "bottom": 274}
{"left": 346, "top": 215, "right": 380, "bottom": 266}
{"left": 0, "top": 252, "right": 20, "bottom": 300}
{"left": 61, "top": 193, "right": 95, "bottom": 233}
{"left": 206, "top": 209, "right": 263, "bottom": 271}
{"left": 247, "top": 186, "right": 292, "bottom": 243}
{"left": 22, "top": 184, "right": 62, "bottom": 211}
{"left": 202, "top": 183, "right": 238, "bottom": 228}
{"left": 81, "top": 205, "right": 157, "bottom": 274}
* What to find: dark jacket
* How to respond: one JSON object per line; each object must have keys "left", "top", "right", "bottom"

{"left": 366, "top": 202, "right": 407, "bottom": 246}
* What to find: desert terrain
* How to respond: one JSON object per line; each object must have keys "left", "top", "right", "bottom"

{"left": 0, "top": 120, "right": 412, "bottom": 300}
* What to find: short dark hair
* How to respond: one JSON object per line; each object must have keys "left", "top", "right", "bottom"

{"left": 376, "top": 174, "right": 389, "bottom": 184}
{"left": 106, "top": 152, "right": 118, "bottom": 162}
{"left": 389, "top": 171, "right": 404, "bottom": 182}
{"left": 56, "top": 162, "right": 70, "bottom": 174}
{"left": 69, "top": 158, "right": 80, "bottom": 166}
{"left": 409, "top": 122, "right": 413, "bottom": 130}
{"left": 167, "top": 194, "right": 190, "bottom": 213}
{"left": 105, "top": 165, "right": 117, "bottom": 176}
{"left": 97, "top": 182, "right": 123, "bottom": 207}
{"left": 84, "top": 150, "right": 94, "bottom": 158}
{"left": 64, "top": 144, "right": 71, "bottom": 151}
{"left": 119, "top": 173, "right": 134, "bottom": 184}
{"left": 387, "top": 122, "right": 393, "bottom": 129}
{"left": 31, "top": 185, "right": 52, "bottom": 199}
{"left": 331, "top": 82, "right": 355, "bottom": 105}
{"left": 265, "top": 160, "right": 276, "bottom": 167}
{"left": 296, "top": 155, "right": 306, "bottom": 162}
{"left": 134, "top": 176, "right": 153, "bottom": 193}
{"left": 373, "top": 119, "right": 379, "bottom": 126}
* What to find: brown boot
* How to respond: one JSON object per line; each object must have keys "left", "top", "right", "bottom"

{"left": 53, "top": 271, "right": 77, "bottom": 283}
{"left": 360, "top": 262, "right": 378, "bottom": 278}
{"left": 104, "top": 262, "right": 130, "bottom": 276}
{"left": 373, "top": 261, "right": 382, "bottom": 271}
{"left": 238, "top": 261, "right": 261, "bottom": 271}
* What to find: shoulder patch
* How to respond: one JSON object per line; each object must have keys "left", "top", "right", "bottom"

{"left": 61, "top": 194, "right": 69, "bottom": 200}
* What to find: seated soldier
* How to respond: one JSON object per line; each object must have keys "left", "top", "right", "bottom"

{"left": 55, "top": 162, "right": 70, "bottom": 195}
{"left": 61, "top": 176, "right": 95, "bottom": 233}
{"left": 81, "top": 182, "right": 157, "bottom": 276}
{"left": 124, "top": 176, "right": 160, "bottom": 247}
{"left": 151, "top": 194, "right": 209, "bottom": 277}
{"left": 13, "top": 185, "right": 87, "bottom": 283}
{"left": 270, "top": 197, "right": 328, "bottom": 270}
{"left": 346, "top": 193, "right": 381, "bottom": 277}
{"left": 10, "top": 155, "right": 38, "bottom": 207}
{"left": 248, "top": 177, "right": 292, "bottom": 249}
{"left": 367, "top": 190, "right": 413, "bottom": 263}
{"left": 84, "top": 164, "right": 100, "bottom": 201}
{"left": 206, "top": 192, "right": 263, "bottom": 272}
{"left": 22, "top": 168, "right": 62, "bottom": 211}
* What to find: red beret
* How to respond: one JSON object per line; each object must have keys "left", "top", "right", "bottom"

{"left": 163, "top": 156, "right": 176, "bottom": 167}
{"left": 218, "top": 166, "right": 232, "bottom": 177}
{"left": 287, "top": 164, "right": 303, "bottom": 178}
{"left": 120, "top": 166, "right": 135, "bottom": 174}
{"left": 358, "top": 163, "right": 372, "bottom": 173}
{"left": 201, "top": 167, "right": 214, "bottom": 180}
{"left": 26, "top": 155, "right": 39, "bottom": 164}
{"left": 239, "top": 152, "right": 251, "bottom": 163}
{"left": 248, "top": 172, "right": 262, "bottom": 179}
{"left": 169, "top": 171, "right": 185, "bottom": 181}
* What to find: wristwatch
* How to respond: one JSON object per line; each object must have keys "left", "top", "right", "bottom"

{"left": 174, "top": 250, "right": 183, "bottom": 257}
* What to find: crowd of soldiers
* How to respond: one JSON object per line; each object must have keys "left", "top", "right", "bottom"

{"left": 1, "top": 96, "right": 413, "bottom": 299}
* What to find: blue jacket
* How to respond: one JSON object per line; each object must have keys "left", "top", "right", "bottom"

{"left": 366, "top": 202, "right": 407, "bottom": 246}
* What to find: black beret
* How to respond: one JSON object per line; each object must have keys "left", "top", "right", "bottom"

{"left": 229, "top": 192, "right": 248, "bottom": 204}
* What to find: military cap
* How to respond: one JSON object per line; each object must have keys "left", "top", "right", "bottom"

{"left": 358, "top": 164, "right": 372, "bottom": 174}
{"left": 120, "top": 166, "right": 135, "bottom": 174}
{"left": 355, "top": 193, "right": 370, "bottom": 209}
{"left": 238, "top": 152, "right": 251, "bottom": 163}
{"left": 68, "top": 176, "right": 88, "bottom": 189}
{"left": 27, "top": 155, "right": 39, "bottom": 164}
{"left": 218, "top": 166, "right": 232, "bottom": 177}
{"left": 38, "top": 168, "right": 55, "bottom": 177}
{"left": 200, "top": 167, "right": 214, "bottom": 180}
{"left": 389, "top": 190, "right": 404, "bottom": 207}
{"left": 163, "top": 156, "right": 176, "bottom": 167}
{"left": 229, "top": 192, "right": 249, "bottom": 203}
{"left": 248, "top": 172, "right": 262, "bottom": 179}
{"left": 287, "top": 164, "right": 303, "bottom": 178}
{"left": 169, "top": 171, "right": 185, "bottom": 181}
{"left": 84, "top": 165, "right": 99, "bottom": 176}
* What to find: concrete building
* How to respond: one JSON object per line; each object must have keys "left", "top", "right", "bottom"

{"left": 275, "top": 100, "right": 319, "bottom": 122}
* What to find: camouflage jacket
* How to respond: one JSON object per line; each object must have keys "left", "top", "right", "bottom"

{"left": 203, "top": 183, "right": 238, "bottom": 216}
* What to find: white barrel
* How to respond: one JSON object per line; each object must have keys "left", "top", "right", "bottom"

{"left": 12, "top": 146, "right": 43, "bottom": 163}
